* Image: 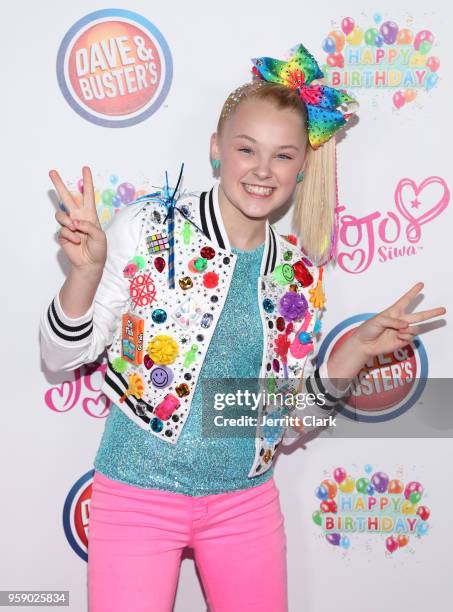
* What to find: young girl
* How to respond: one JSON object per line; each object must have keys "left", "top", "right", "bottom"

{"left": 40, "top": 44, "right": 445, "bottom": 612}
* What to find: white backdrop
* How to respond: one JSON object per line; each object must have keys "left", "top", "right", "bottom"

{"left": 2, "top": 1, "right": 452, "bottom": 610}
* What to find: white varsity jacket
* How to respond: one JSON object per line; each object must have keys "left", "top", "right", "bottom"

{"left": 40, "top": 182, "right": 351, "bottom": 478}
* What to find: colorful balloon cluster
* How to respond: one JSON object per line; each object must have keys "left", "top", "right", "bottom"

{"left": 312, "top": 465, "right": 430, "bottom": 553}
{"left": 322, "top": 16, "right": 439, "bottom": 108}
{"left": 74, "top": 174, "right": 148, "bottom": 230}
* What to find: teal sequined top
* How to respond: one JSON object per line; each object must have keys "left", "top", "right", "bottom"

{"left": 93, "top": 242, "right": 274, "bottom": 496}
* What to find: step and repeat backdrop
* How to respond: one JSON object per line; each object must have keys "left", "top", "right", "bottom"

{"left": 3, "top": 1, "right": 452, "bottom": 610}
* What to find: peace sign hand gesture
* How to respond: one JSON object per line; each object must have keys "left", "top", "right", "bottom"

{"left": 352, "top": 282, "right": 446, "bottom": 358}
{"left": 50, "top": 166, "right": 107, "bottom": 272}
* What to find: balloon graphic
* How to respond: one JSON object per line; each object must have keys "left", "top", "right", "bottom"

{"left": 321, "top": 479, "right": 337, "bottom": 500}
{"left": 385, "top": 536, "right": 399, "bottom": 553}
{"left": 327, "top": 500, "right": 337, "bottom": 513}
{"left": 410, "top": 491, "right": 422, "bottom": 505}
{"left": 326, "top": 533, "right": 341, "bottom": 546}
{"left": 77, "top": 178, "right": 84, "bottom": 194}
{"left": 347, "top": 27, "right": 363, "bottom": 46}
{"left": 109, "top": 174, "right": 119, "bottom": 185}
{"left": 425, "top": 73, "right": 439, "bottom": 91}
{"left": 321, "top": 500, "right": 337, "bottom": 513}
{"left": 328, "top": 30, "right": 345, "bottom": 52}
{"left": 322, "top": 37, "right": 336, "bottom": 54}
{"left": 94, "top": 189, "right": 101, "bottom": 204}
{"left": 419, "top": 40, "right": 432, "bottom": 55}
{"left": 102, "top": 188, "right": 115, "bottom": 206}
{"left": 111, "top": 195, "right": 121, "bottom": 208}
{"left": 326, "top": 52, "right": 344, "bottom": 68}
{"left": 340, "top": 536, "right": 350, "bottom": 549}
{"left": 365, "top": 484, "right": 375, "bottom": 495}
{"left": 371, "top": 472, "right": 389, "bottom": 493}
{"left": 404, "top": 89, "right": 417, "bottom": 102}
{"left": 388, "top": 479, "right": 404, "bottom": 494}
{"left": 341, "top": 17, "right": 355, "bottom": 36}
{"left": 414, "top": 30, "right": 434, "bottom": 51}
{"left": 417, "top": 522, "right": 429, "bottom": 536}
{"left": 339, "top": 477, "right": 355, "bottom": 493}
{"left": 364, "top": 28, "right": 379, "bottom": 46}
{"left": 379, "top": 21, "right": 399, "bottom": 45}
{"left": 397, "top": 534, "right": 409, "bottom": 547}
{"left": 375, "top": 35, "right": 384, "bottom": 48}
{"left": 393, "top": 91, "right": 406, "bottom": 109}
{"left": 364, "top": 464, "right": 373, "bottom": 474}
{"left": 373, "top": 13, "right": 382, "bottom": 24}
{"left": 416, "top": 506, "right": 430, "bottom": 521}
{"left": 402, "top": 500, "right": 416, "bottom": 515}
{"left": 117, "top": 182, "right": 136, "bottom": 205}
{"left": 426, "top": 56, "right": 440, "bottom": 72}
{"left": 315, "top": 485, "right": 329, "bottom": 500}
{"left": 333, "top": 467, "right": 347, "bottom": 484}
{"left": 404, "top": 481, "right": 423, "bottom": 500}
{"left": 397, "top": 28, "right": 413, "bottom": 45}
{"left": 356, "top": 478, "right": 369, "bottom": 494}
{"left": 312, "top": 510, "right": 322, "bottom": 526}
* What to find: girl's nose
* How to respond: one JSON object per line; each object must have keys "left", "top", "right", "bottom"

{"left": 253, "top": 160, "right": 272, "bottom": 180}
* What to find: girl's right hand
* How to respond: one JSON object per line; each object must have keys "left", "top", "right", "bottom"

{"left": 50, "top": 166, "right": 107, "bottom": 272}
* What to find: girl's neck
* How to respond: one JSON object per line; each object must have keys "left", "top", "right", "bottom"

{"left": 218, "top": 183, "right": 266, "bottom": 251}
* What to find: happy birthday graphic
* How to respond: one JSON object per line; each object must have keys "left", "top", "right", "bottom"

{"left": 313, "top": 465, "right": 431, "bottom": 554}
{"left": 320, "top": 13, "right": 440, "bottom": 109}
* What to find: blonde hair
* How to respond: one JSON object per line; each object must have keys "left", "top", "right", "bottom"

{"left": 217, "top": 81, "right": 337, "bottom": 266}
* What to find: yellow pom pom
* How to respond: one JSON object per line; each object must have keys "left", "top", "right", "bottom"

{"left": 147, "top": 335, "right": 179, "bottom": 365}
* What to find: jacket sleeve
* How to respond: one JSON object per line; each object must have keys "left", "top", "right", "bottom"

{"left": 39, "top": 204, "right": 143, "bottom": 372}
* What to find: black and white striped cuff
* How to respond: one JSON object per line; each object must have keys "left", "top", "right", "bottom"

{"left": 305, "top": 361, "right": 353, "bottom": 410}
{"left": 46, "top": 293, "right": 94, "bottom": 344}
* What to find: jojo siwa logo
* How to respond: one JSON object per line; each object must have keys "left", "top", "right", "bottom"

{"left": 336, "top": 175, "right": 449, "bottom": 274}
{"left": 317, "top": 314, "right": 428, "bottom": 422}
{"left": 312, "top": 465, "right": 430, "bottom": 554}
{"left": 62, "top": 471, "right": 94, "bottom": 561}
{"left": 320, "top": 13, "right": 440, "bottom": 108}
{"left": 56, "top": 9, "right": 173, "bottom": 127}
{"left": 45, "top": 361, "right": 110, "bottom": 418}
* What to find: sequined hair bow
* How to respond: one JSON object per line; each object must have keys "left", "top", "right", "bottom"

{"left": 251, "top": 43, "right": 359, "bottom": 149}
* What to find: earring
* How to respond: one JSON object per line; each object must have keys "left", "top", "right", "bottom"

{"left": 211, "top": 159, "right": 221, "bottom": 170}
{"left": 296, "top": 170, "right": 305, "bottom": 183}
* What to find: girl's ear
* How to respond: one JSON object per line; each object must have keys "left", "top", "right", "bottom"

{"left": 210, "top": 132, "right": 219, "bottom": 160}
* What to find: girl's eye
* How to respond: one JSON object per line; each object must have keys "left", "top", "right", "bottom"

{"left": 238, "top": 147, "right": 253, "bottom": 154}
{"left": 277, "top": 154, "right": 293, "bottom": 160}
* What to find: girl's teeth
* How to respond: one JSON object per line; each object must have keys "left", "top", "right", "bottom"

{"left": 244, "top": 184, "right": 274, "bottom": 196}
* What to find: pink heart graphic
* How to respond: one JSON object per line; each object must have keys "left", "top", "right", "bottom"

{"left": 83, "top": 394, "right": 110, "bottom": 418}
{"left": 337, "top": 249, "right": 366, "bottom": 274}
{"left": 394, "top": 176, "right": 450, "bottom": 243}
{"left": 45, "top": 380, "right": 75, "bottom": 413}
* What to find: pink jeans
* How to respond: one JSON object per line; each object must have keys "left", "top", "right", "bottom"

{"left": 87, "top": 471, "right": 287, "bottom": 612}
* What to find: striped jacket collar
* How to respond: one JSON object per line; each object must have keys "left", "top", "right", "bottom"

{"left": 197, "top": 182, "right": 280, "bottom": 276}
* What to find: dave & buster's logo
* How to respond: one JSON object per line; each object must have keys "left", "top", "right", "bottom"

{"left": 317, "top": 314, "right": 428, "bottom": 422}
{"left": 56, "top": 9, "right": 173, "bottom": 127}
{"left": 62, "top": 471, "right": 94, "bottom": 562}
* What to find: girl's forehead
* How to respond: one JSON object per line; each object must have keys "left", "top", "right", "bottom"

{"left": 223, "top": 99, "right": 307, "bottom": 140}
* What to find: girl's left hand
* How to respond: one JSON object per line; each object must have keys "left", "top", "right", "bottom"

{"left": 352, "top": 282, "right": 446, "bottom": 359}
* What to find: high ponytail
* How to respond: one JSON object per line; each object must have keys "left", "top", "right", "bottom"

{"left": 292, "top": 136, "right": 338, "bottom": 266}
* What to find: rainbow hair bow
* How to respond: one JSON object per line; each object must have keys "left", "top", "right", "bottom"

{"left": 251, "top": 44, "right": 358, "bottom": 149}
